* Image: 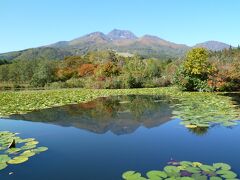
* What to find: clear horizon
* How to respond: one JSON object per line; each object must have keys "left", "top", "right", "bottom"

{"left": 1, "top": 0, "right": 240, "bottom": 53}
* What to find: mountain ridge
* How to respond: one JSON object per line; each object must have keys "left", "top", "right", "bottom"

{"left": 194, "top": 41, "right": 231, "bottom": 51}
{"left": 0, "top": 29, "right": 233, "bottom": 61}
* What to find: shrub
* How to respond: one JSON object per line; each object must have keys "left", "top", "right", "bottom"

{"left": 45, "top": 82, "right": 66, "bottom": 89}
{"left": 65, "top": 78, "right": 85, "bottom": 88}
{"left": 102, "top": 78, "right": 122, "bottom": 89}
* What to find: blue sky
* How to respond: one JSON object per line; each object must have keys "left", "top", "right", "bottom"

{"left": 1, "top": 0, "right": 240, "bottom": 53}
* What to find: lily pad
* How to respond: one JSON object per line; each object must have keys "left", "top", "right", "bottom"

{"left": 147, "top": 170, "right": 168, "bottom": 179}
{"left": 8, "top": 156, "right": 29, "bottom": 164}
{"left": 0, "top": 163, "right": 7, "bottom": 170}
{"left": 122, "top": 171, "right": 142, "bottom": 179}
{"left": 32, "top": 147, "right": 48, "bottom": 153}
{"left": 0, "top": 130, "right": 48, "bottom": 172}
{"left": 213, "top": 163, "right": 231, "bottom": 170}
{"left": 20, "top": 150, "right": 36, "bottom": 157}
{"left": 199, "top": 165, "right": 216, "bottom": 172}
{"left": 0, "top": 155, "right": 11, "bottom": 163}
{"left": 210, "top": 177, "right": 222, "bottom": 180}
{"left": 216, "top": 170, "right": 237, "bottom": 179}
{"left": 164, "top": 166, "right": 180, "bottom": 177}
{"left": 122, "top": 161, "right": 239, "bottom": 179}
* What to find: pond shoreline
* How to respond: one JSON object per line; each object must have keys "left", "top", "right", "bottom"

{"left": 0, "top": 87, "right": 239, "bottom": 128}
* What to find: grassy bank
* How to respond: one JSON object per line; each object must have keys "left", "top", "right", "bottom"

{"left": 0, "top": 87, "right": 239, "bottom": 127}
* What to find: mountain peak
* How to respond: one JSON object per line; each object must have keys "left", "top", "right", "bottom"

{"left": 69, "top": 31, "right": 110, "bottom": 46}
{"left": 86, "top": 31, "right": 106, "bottom": 37}
{"left": 195, "top": 41, "right": 231, "bottom": 51}
{"left": 107, "top": 29, "right": 137, "bottom": 40}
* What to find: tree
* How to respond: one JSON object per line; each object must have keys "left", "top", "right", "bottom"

{"left": 31, "top": 60, "right": 56, "bottom": 87}
{"left": 174, "top": 48, "right": 214, "bottom": 91}
{"left": 0, "top": 64, "right": 9, "bottom": 82}
{"left": 183, "top": 48, "right": 212, "bottom": 78}
{"left": 78, "top": 64, "right": 96, "bottom": 77}
{"left": 144, "top": 59, "right": 161, "bottom": 78}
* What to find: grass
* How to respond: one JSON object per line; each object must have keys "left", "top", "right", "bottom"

{"left": 0, "top": 87, "right": 239, "bottom": 127}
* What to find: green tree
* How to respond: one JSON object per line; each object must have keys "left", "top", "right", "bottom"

{"left": 144, "top": 59, "right": 161, "bottom": 78}
{"left": 31, "top": 60, "right": 56, "bottom": 87}
{"left": 174, "top": 48, "right": 214, "bottom": 91}
{"left": 183, "top": 48, "right": 212, "bottom": 78}
{"left": 0, "top": 64, "right": 9, "bottom": 82}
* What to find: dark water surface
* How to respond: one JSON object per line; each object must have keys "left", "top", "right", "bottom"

{"left": 0, "top": 95, "right": 239, "bottom": 180}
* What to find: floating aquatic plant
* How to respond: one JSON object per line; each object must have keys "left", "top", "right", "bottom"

{"left": 0, "top": 87, "right": 239, "bottom": 128}
{"left": 0, "top": 131, "right": 48, "bottom": 171}
{"left": 122, "top": 161, "right": 239, "bottom": 180}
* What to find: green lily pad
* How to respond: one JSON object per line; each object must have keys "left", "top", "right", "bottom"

{"left": 180, "top": 177, "right": 194, "bottom": 180}
{"left": 164, "top": 166, "right": 180, "bottom": 177}
{"left": 213, "top": 163, "right": 231, "bottom": 170}
{"left": 216, "top": 170, "right": 237, "bottom": 179}
{"left": 122, "top": 161, "right": 238, "bottom": 179}
{"left": 185, "top": 167, "right": 201, "bottom": 173}
{"left": 20, "top": 150, "right": 36, "bottom": 157}
{"left": 180, "top": 161, "right": 193, "bottom": 167}
{"left": 199, "top": 165, "right": 216, "bottom": 172}
{"left": 209, "top": 177, "right": 222, "bottom": 180}
{"left": 32, "top": 147, "right": 48, "bottom": 153}
{"left": 0, "top": 162, "right": 7, "bottom": 170}
{"left": 5, "top": 148, "right": 21, "bottom": 154}
{"left": 147, "top": 170, "right": 168, "bottom": 179}
{"left": 0, "top": 130, "right": 48, "bottom": 172}
{"left": 21, "top": 144, "right": 37, "bottom": 150}
{"left": 0, "top": 155, "right": 11, "bottom": 163}
{"left": 122, "top": 171, "right": 143, "bottom": 179}
{"left": 191, "top": 174, "right": 207, "bottom": 180}
{"left": 8, "top": 156, "right": 29, "bottom": 164}
{"left": 25, "top": 141, "right": 39, "bottom": 146}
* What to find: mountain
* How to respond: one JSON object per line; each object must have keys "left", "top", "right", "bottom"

{"left": 194, "top": 41, "right": 231, "bottom": 51}
{"left": 107, "top": 29, "right": 137, "bottom": 40}
{"left": 47, "top": 29, "right": 190, "bottom": 59}
{"left": 0, "top": 29, "right": 233, "bottom": 61}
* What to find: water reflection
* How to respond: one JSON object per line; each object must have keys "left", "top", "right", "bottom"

{"left": 224, "top": 92, "right": 240, "bottom": 106}
{"left": 9, "top": 95, "right": 174, "bottom": 135}
{"left": 187, "top": 126, "right": 209, "bottom": 136}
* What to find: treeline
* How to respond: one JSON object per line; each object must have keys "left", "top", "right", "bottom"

{"left": 174, "top": 47, "right": 240, "bottom": 91}
{"left": 0, "top": 51, "right": 173, "bottom": 90}
{"left": 0, "top": 48, "right": 239, "bottom": 91}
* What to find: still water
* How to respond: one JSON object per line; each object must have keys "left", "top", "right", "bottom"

{"left": 0, "top": 95, "right": 239, "bottom": 180}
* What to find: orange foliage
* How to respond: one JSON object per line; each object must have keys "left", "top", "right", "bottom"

{"left": 207, "top": 62, "right": 240, "bottom": 91}
{"left": 56, "top": 68, "right": 76, "bottom": 79}
{"left": 78, "top": 64, "right": 96, "bottom": 77}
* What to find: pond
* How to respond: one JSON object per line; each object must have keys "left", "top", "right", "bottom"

{"left": 0, "top": 95, "right": 239, "bottom": 179}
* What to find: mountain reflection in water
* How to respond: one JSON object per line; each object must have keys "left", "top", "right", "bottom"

{"left": 9, "top": 95, "right": 173, "bottom": 135}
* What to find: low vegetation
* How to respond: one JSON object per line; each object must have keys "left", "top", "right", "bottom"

{"left": 0, "top": 88, "right": 239, "bottom": 129}
{"left": 122, "top": 161, "right": 238, "bottom": 179}
{"left": 0, "top": 131, "right": 48, "bottom": 171}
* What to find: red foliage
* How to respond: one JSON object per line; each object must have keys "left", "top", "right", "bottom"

{"left": 207, "top": 61, "right": 240, "bottom": 91}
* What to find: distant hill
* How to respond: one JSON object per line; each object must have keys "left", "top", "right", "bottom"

{"left": 194, "top": 41, "right": 231, "bottom": 51}
{"left": 0, "top": 29, "right": 233, "bottom": 61}
{"left": 0, "top": 47, "right": 72, "bottom": 61}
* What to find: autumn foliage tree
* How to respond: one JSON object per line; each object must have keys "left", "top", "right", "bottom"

{"left": 174, "top": 48, "right": 215, "bottom": 91}
{"left": 78, "top": 64, "right": 96, "bottom": 77}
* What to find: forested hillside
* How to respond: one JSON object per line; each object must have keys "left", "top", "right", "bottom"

{"left": 0, "top": 47, "right": 239, "bottom": 91}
